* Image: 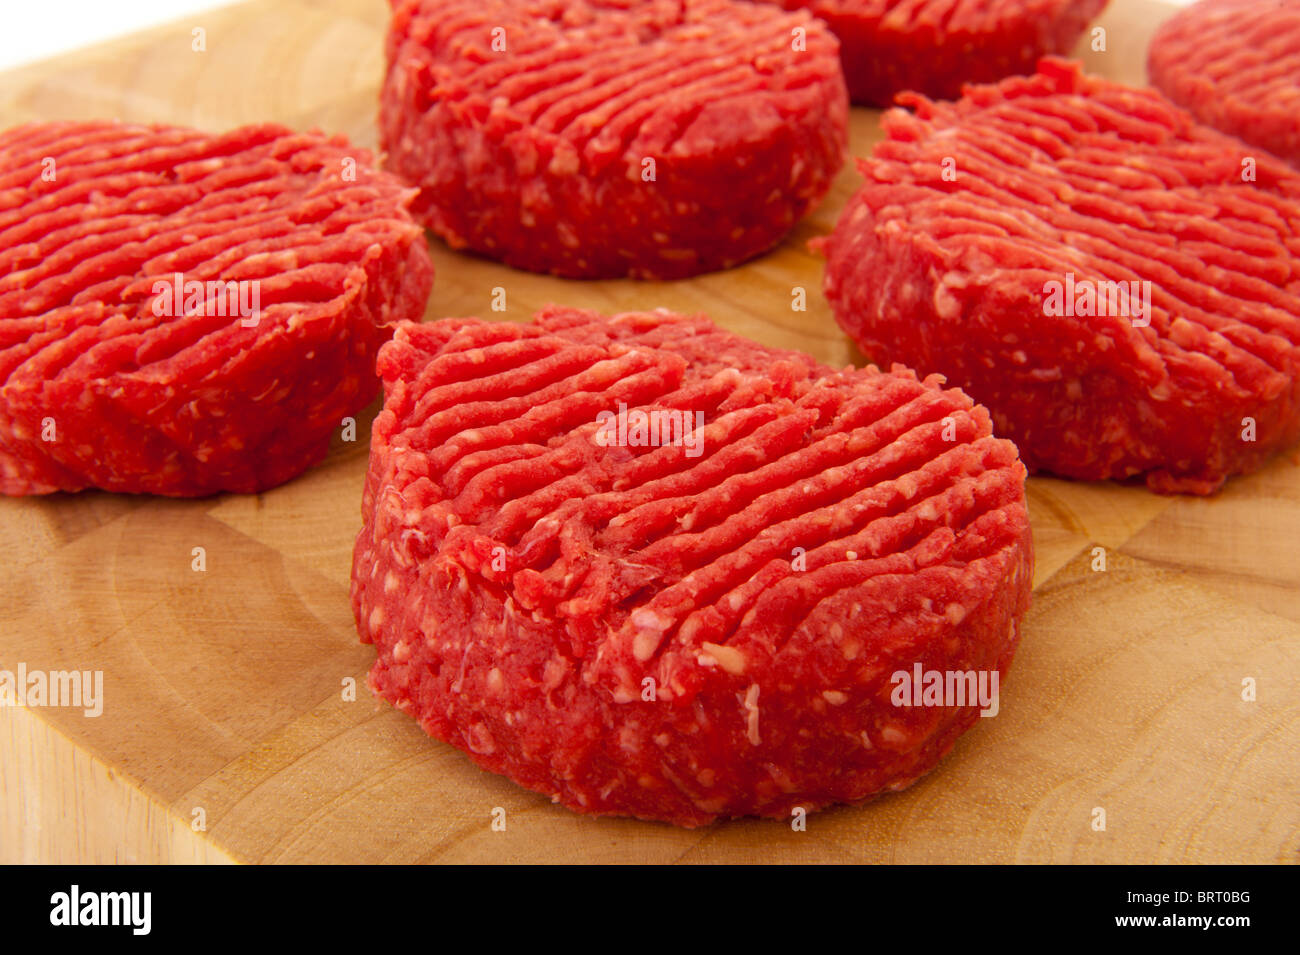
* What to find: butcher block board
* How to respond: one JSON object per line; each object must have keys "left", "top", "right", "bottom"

{"left": 1, "top": 0, "right": 1297, "bottom": 865}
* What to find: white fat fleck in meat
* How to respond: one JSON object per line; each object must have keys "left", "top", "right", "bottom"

{"left": 742, "top": 684, "right": 761, "bottom": 746}
{"left": 822, "top": 690, "right": 848, "bottom": 705}
{"left": 765, "top": 762, "right": 800, "bottom": 794}
{"left": 541, "top": 655, "right": 568, "bottom": 691}
{"left": 880, "top": 723, "right": 909, "bottom": 746}
{"left": 699, "top": 641, "right": 746, "bottom": 675}
{"left": 630, "top": 607, "right": 673, "bottom": 661}
{"left": 618, "top": 723, "right": 641, "bottom": 753}
{"left": 451, "top": 637, "right": 475, "bottom": 693}
{"left": 368, "top": 606, "right": 385, "bottom": 635}
{"left": 465, "top": 721, "right": 496, "bottom": 755}
{"left": 632, "top": 629, "right": 662, "bottom": 662}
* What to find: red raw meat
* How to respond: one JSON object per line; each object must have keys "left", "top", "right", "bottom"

{"left": 351, "top": 306, "right": 1033, "bottom": 826}
{"left": 379, "top": 0, "right": 848, "bottom": 279}
{"left": 819, "top": 59, "right": 1300, "bottom": 495}
{"left": 0, "top": 121, "right": 433, "bottom": 496}
{"left": 754, "top": 0, "right": 1109, "bottom": 106}
{"left": 1148, "top": 0, "right": 1300, "bottom": 167}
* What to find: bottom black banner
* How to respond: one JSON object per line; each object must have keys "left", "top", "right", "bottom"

{"left": 0, "top": 863, "right": 1285, "bottom": 941}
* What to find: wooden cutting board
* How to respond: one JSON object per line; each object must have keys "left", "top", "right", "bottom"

{"left": 1, "top": 0, "right": 1296, "bottom": 865}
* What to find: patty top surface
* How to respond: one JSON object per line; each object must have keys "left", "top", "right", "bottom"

{"left": 771, "top": 0, "right": 1098, "bottom": 31}
{"left": 361, "top": 308, "right": 1031, "bottom": 703}
{"left": 835, "top": 59, "right": 1300, "bottom": 407}
{"left": 386, "top": 0, "right": 844, "bottom": 165}
{"left": 0, "top": 121, "right": 421, "bottom": 389}
{"left": 1148, "top": 0, "right": 1300, "bottom": 160}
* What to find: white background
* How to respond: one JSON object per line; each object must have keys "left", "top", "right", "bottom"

{"left": 0, "top": 0, "right": 245, "bottom": 71}
{"left": 0, "top": 0, "right": 1202, "bottom": 72}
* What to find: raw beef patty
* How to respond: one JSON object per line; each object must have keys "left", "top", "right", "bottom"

{"left": 1149, "top": 0, "right": 1300, "bottom": 167}
{"left": 379, "top": 0, "right": 848, "bottom": 279}
{"left": 754, "top": 0, "right": 1108, "bottom": 106}
{"left": 820, "top": 60, "right": 1300, "bottom": 495}
{"left": 0, "top": 121, "right": 433, "bottom": 496}
{"left": 351, "top": 306, "right": 1034, "bottom": 826}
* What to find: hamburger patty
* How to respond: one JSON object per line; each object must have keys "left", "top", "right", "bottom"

{"left": 820, "top": 59, "right": 1300, "bottom": 495}
{"left": 379, "top": 0, "right": 847, "bottom": 278}
{"left": 351, "top": 307, "right": 1034, "bottom": 826}
{"left": 0, "top": 120, "right": 433, "bottom": 496}
{"left": 753, "top": 0, "right": 1108, "bottom": 106}
{"left": 1148, "top": 0, "right": 1300, "bottom": 167}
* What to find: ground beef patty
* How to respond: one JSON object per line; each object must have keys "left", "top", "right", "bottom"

{"left": 1149, "top": 0, "right": 1300, "bottom": 167}
{"left": 820, "top": 59, "right": 1300, "bottom": 495}
{"left": 379, "top": 0, "right": 847, "bottom": 279}
{"left": 0, "top": 121, "right": 433, "bottom": 496}
{"left": 351, "top": 307, "right": 1033, "bottom": 826}
{"left": 754, "top": 0, "right": 1108, "bottom": 106}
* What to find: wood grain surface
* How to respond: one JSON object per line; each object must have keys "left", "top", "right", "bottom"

{"left": 0, "top": 0, "right": 1296, "bottom": 864}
